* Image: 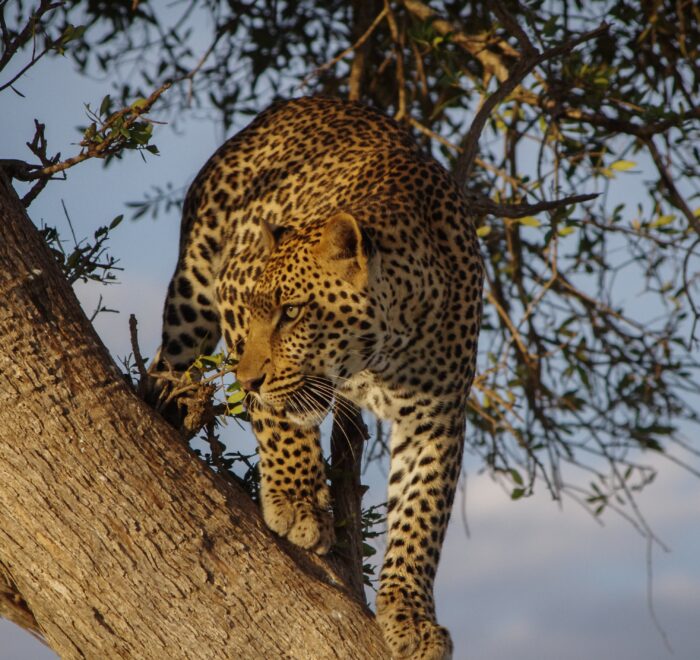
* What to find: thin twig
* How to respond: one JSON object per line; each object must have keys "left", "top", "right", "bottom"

{"left": 300, "top": 6, "right": 388, "bottom": 90}
{"left": 682, "top": 237, "right": 700, "bottom": 347}
{"left": 644, "top": 136, "right": 700, "bottom": 236}
{"left": 484, "top": 290, "right": 532, "bottom": 363}
{"left": 38, "top": 82, "right": 171, "bottom": 178}
{"left": 0, "top": 0, "right": 62, "bottom": 73}
{"left": 384, "top": 0, "right": 406, "bottom": 120}
{"left": 129, "top": 314, "right": 149, "bottom": 384}
{"left": 491, "top": 0, "right": 537, "bottom": 59}
{"left": 181, "top": 17, "right": 238, "bottom": 105}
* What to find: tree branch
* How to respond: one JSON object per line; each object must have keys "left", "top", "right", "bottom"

{"left": 468, "top": 191, "right": 599, "bottom": 218}
{"left": 0, "top": 0, "right": 62, "bottom": 74}
{"left": 330, "top": 403, "right": 369, "bottom": 603}
{"left": 0, "top": 564, "right": 45, "bottom": 644}
{"left": 401, "top": 0, "right": 516, "bottom": 82}
{"left": 347, "top": 1, "right": 384, "bottom": 100}
{"left": 0, "top": 170, "right": 390, "bottom": 658}
{"left": 644, "top": 136, "right": 700, "bottom": 236}
{"left": 454, "top": 20, "right": 609, "bottom": 184}
{"left": 301, "top": 4, "right": 388, "bottom": 92}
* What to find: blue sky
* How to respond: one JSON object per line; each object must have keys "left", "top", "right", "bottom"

{"left": 1, "top": 33, "right": 699, "bottom": 660}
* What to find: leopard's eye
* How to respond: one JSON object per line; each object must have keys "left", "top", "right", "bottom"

{"left": 280, "top": 304, "right": 302, "bottom": 323}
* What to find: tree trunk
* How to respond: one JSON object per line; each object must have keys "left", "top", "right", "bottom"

{"left": 0, "top": 171, "right": 390, "bottom": 659}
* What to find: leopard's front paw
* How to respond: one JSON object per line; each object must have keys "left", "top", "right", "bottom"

{"left": 376, "top": 598, "right": 452, "bottom": 660}
{"left": 261, "top": 490, "right": 334, "bottom": 555}
{"left": 287, "top": 500, "right": 334, "bottom": 554}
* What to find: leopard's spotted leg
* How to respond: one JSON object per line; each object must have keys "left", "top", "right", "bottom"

{"left": 158, "top": 261, "right": 221, "bottom": 371}
{"left": 376, "top": 400, "right": 466, "bottom": 660}
{"left": 156, "top": 195, "right": 226, "bottom": 371}
{"left": 249, "top": 406, "right": 334, "bottom": 554}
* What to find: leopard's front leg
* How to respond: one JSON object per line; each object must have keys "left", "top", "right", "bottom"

{"left": 250, "top": 406, "right": 334, "bottom": 554}
{"left": 377, "top": 401, "right": 465, "bottom": 660}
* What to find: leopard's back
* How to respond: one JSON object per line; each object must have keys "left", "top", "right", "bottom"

{"left": 155, "top": 97, "right": 483, "bottom": 660}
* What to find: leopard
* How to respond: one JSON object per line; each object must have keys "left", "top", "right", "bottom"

{"left": 154, "top": 96, "right": 483, "bottom": 659}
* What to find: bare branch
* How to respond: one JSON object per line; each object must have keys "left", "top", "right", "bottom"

{"left": 682, "top": 238, "right": 700, "bottom": 346}
{"left": 0, "top": 0, "right": 62, "bottom": 74}
{"left": 384, "top": 0, "right": 406, "bottom": 120}
{"left": 128, "top": 314, "right": 149, "bottom": 384}
{"left": 490, "top": 0, "right": 537, "bottom": 59}
{"left": 454, "top": 21, "right": 609, "bottom": 184}
{"left": 549, "top": 105, "right": 700, "bottom": 140}
{"left": 468, "top": 191, "right": 599, "bottom": 218}
{"left": 300, "top": 5, "right": 388, "bottom": 92}
{"left": 644, "top": 136, "right": 700, "bottom": 236}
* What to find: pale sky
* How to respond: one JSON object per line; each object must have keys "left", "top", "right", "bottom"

{"left": 1, "top": 27, "right": 699, "bottom": 660}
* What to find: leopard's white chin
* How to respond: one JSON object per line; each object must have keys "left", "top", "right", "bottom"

{"left": 249, "top": 395, "right": 325, "bottom": 428}
{"left": 284, "top": 408, "right": 326, "bottom": 428}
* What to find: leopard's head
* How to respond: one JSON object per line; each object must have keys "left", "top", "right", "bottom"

{"left": 236, "top": 212, "right": 384, "bottom": 426}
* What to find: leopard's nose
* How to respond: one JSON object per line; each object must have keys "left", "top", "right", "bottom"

{"left": 241, "top": 373, "right": 266, "bottom": 393}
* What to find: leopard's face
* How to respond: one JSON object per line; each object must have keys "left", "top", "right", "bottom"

{"left": 236, "top": 213, "right": 384, "bottom": 427}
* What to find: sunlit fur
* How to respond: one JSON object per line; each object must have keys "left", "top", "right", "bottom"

{"left": 156, "top": 97, "right": 483, "bottom": 660}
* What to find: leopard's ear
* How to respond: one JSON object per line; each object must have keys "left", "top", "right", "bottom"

{"left": 313, "top": 212, "right": 368, "bottom": 288}
{"left": 260, "top": 220, "right": 290, "bottom": 253}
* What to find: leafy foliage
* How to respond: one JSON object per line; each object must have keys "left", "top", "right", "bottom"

{"left": 360, "top": 503, "right": 387, "bottom": 587}
{"left": 40, "top": 212, "right": 122, "bottom": 286}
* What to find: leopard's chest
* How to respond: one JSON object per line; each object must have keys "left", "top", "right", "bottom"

{"left": 338, "top": 371, "right": 402, "bottom": 420}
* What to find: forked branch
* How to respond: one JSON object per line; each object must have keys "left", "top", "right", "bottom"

{"left": 453, "top": 20, "right": 609, "bottom": 184}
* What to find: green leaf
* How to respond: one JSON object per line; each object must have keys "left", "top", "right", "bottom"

{"left": 83, "top": 122, "right": 97, "bottom": 140}
{"left": 650, "top": 214, "right": 674, "bottom": 228}
{"left": 511, "top": 487, "right": 526, "bottom": 500}
{"left": 60, "top": 24, "right": 87, "bottom": 47}
{"left": 227, "top": 389, "right": 246, "bottom": 404}
{"left": 518, "top": 216, "right": 541, "bottom": 228}
{"left": 476, "top": 225, "right": 491, "bottom": 237}
{"left": 362, "top": 542, "right": 377, "bottom": 558}
{"left": 99, "top": 94, "right": 112, "bottom": 116}
{"left": 195, "top": 353, "right": 223, "bottom": 369}
{"left": 610, "top": 160, "right": 636, "bottom": 171}
{"left": 542, "top": 15, "right": 558, "bottom": 36}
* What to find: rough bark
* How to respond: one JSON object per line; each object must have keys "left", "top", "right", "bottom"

{"left": 330, "top": 405, "right": 369, "bottom": 603}
{"left": 0, "top": 171, "right": 390, "bottom": 659}
{"left": 0, "top": 565, "right": 45, "bottom": 642}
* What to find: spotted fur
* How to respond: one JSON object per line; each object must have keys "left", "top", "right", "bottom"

{"left": 156, "top": 96, "right": 483, "bottom": 659}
